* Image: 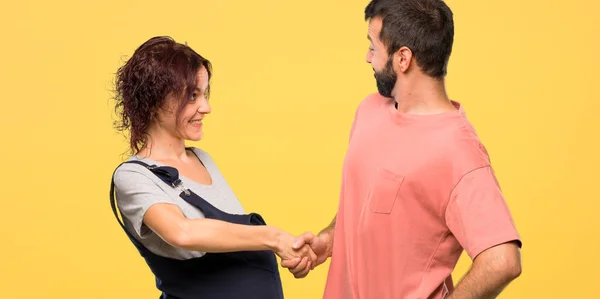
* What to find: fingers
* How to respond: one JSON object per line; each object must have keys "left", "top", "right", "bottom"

{"left": 293, "top": 232, "right": 315, "bottom": 249}
{"left": 289, "top": 256, "right": 309, "bottom": 275}
{"left": 288, "top": 245, "right": 317, "bottom": 275}
{"left": 296, "top": 244, "right": 317, "bottom": 267}
{"left": 288, "top": 257, "right": 312, "bottom": 278}
{"left": 280, "top": 257, "right": 302, "bottom": 268}
{"left": 308, "top": 248, "right": 317, "bottom": 269}
{"left": 293, "top": 260, "right": 312, "bottom": 278}
{"left": 279, "top": 231, "right": 320, "bottom": 278}
{"left": 293, "top": 232, "right": 318, "bottom": 271}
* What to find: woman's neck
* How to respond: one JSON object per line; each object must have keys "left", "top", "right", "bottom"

{"left": 137, "top": 125, "right": 188, "bottom": 161}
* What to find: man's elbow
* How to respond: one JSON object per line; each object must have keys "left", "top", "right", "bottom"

{"left": 478, "top": 242, "right": 522, "bottom": 283}
{"left": 502, "top": 257, "right": 522, "bottom": 281}
{"left": 496, "top": 247, "right": 522, "bottom": 282}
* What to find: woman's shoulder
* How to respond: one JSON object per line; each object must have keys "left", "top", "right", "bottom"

{"left": 187, "top": 146, "right": 209, "bottom": 157}
{"left": 115, "top": 155, "right": 150, "bottom": 172}
{"left": 113, "top": 157, "right": 164, "bottom": 189}
{"left": 187, "top": 146, "right": 218, "bottom": 165}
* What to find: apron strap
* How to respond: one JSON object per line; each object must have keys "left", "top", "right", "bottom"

{"left": 110, "top": 160, "right": 256, "bottom": 247}
{"left": 110, "top": 163, "right": 146, "bottom": 252}
{"left": 123, "top": 161, "right": 221, "bottom": 218}
{"left": 110, "top": 160, "right": 167, "bottom": 252}
{"left": 110, "top": 160, "right": 187, "bottom": 251}
{"left": 125, "top": 160, "right": 183, "bottom": 187}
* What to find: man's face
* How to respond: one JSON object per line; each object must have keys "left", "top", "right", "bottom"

{"left": 366, "top": 17, "right": 397, "bottom": 98}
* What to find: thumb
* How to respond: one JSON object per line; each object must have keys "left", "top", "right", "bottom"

{"left": 293, "top": 232, "right": 315, "bottom": 249}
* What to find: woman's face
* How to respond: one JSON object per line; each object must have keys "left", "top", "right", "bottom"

{"left": 156, "top": 66, "right": 211, "bottom": 141}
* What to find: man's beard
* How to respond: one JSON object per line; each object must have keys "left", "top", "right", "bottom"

{"left": 374, "top": 58, "right": 397, "bottom": 98}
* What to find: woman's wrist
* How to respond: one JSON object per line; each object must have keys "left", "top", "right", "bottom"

{"left": 264, "top": 226, "right": 283, "bottom": 252}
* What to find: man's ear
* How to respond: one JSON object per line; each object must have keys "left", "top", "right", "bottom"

{"left": 393, "top": 46, "right": 413, "bottom": 73}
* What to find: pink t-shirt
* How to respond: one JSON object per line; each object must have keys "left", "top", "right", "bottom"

{"left": 323, "top": 94, "right": 521, "bottom": 299}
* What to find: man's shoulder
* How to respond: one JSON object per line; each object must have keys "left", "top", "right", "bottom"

{"left": 443, "top": 123, "right": 492, "bottom": 171}
{"left": 358, "top": 92, "right": 388, "bottom": 109}
{"left": 353, "top": 93, "right": 390, "bottom": 120}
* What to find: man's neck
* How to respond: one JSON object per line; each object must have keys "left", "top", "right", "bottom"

{"left": 393, "top": 76, "right": 455, "bottom": 114}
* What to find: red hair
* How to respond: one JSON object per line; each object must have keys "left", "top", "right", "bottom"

{"left": 113, "top": 36, "right": 212, "bottom": 154}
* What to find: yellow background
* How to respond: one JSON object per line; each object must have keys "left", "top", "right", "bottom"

{"left": 1, "top": 0, "right": 598, "bottom": 298}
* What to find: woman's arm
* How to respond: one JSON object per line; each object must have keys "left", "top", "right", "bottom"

{"left": 143, "top": 203, "right": 313, "bottom": 261}
{"left": 114, "top": 166, "right": 314, "bottom": 261}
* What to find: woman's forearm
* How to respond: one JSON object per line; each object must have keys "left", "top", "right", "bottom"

{"left": 168, "top": 218, "right": 281, "bottom": 253}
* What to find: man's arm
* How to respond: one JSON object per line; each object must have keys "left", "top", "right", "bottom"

{"left": 448, "top": 241, "right": 522, "bottom": 299}
{"left": 310, "top": 215, "right": 336, "bottom": 259}
{"left": 445, "top": 166, "right": 523, "bottom": 297}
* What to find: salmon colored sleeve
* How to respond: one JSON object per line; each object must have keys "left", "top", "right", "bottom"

{"left": 445, "top": 166, "right": 522, "bottom": 259}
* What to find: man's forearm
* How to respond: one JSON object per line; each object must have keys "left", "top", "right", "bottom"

{"left": 319, "top": 215, "right": 336, "bottom": 236}
{"left": 447, "top": 267, "right": 510, "bottom": 299}
{"left": 448, "top": 243, "right": 522, "bottom": 299}
{"left": 318, "top": 215, "right": 336, "bottom": 257}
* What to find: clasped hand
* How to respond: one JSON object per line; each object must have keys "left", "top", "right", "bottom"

{"left": 274, "top": 232, "right": 329, "bottom": 278}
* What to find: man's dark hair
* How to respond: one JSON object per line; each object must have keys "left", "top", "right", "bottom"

{"left": 365, "top": 0, "right": 454, "bottom": 78}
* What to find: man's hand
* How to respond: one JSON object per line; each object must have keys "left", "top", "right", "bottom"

{"left": 272, "top": 229, "right": 317, "bottom": 268}
{"left": 280, "top": 231, "right": 333, "bottom": 278}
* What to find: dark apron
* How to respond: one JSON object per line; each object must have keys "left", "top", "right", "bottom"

{"left": 110, "top": 160, "right": 284, "bottom": 299}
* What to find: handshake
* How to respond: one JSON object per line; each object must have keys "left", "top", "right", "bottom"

{"left": 271, "top": 230, "right": 334, "bottom": 278}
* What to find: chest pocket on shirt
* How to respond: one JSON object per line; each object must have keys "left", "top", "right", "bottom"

{"left": 367, "top": 168, "right": 405, "bottom": 214}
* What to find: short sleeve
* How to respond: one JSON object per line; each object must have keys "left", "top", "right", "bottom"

{"left": 113, "top": 165, "right": 175, "bottom": 239}
{"left": 445, "top": 166, "right": 522, "bottom": 259}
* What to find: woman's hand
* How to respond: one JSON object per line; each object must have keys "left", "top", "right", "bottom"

{"left": 280, "top": 230, "right": 334, "bottom": 278}
{"left": 272, "top": 229, "right": 317, "bottom": 278}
